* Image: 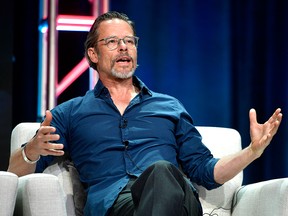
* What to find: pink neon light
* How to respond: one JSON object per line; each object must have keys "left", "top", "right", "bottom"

{"left": 56, "top": 58, "right": 89, "bottom": 97}
{"left": 56, "top": 15, "right": 95, "bottom": 31}
{"left": 101, "top": 1, "right": 109, "bottom": 13}
{"left": 57, "top": 15, "right": 95, "bottom": 25}
{"left": 56, "top": 25, "right": 91, "bottom": 32}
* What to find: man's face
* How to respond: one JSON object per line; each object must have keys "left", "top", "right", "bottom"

{"left": 90, "top": 19, "right": 138, "bottom": 80}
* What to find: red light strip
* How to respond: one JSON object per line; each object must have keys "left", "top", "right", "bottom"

{"left": 56, "top": 58, "right": 89, "bottom": 97}
{"left": 56, "top": 15, "right": 95, "bottom": 31}
{"left": 55, "top": 15, "right": 95, "bottom": 95}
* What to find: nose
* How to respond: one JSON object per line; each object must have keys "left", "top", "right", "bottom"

{"left": 118, "top": 39, "right": 127, "bottom": 51}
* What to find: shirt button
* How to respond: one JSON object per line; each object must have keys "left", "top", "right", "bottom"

{"left": 123, "top": 140, "right": 129, "bottom": 148}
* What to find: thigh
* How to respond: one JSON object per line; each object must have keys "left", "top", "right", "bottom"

{"left": 108, "top": 179, "right": 135, "bottom": 216}
{"left": 131, "top": 161, "right": 203, "bottom": 216}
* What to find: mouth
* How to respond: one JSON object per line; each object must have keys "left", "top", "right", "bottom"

{"left": 115, "top": 55, "right": 132, "bottom": 64}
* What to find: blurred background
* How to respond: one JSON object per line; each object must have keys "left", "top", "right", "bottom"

{"left": 1, "top": 0, "right": 287, "bottom": 185}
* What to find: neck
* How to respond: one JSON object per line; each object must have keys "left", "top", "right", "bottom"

{"left": 101, "top": 78, "right": 139, "bottom": 115}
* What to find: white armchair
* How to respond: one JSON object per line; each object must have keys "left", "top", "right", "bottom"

{"left": 0, "top": 171, "right": 18, "bottom": 216}
{"left": 10, "top": 123, "right": 288, "bottom": 216}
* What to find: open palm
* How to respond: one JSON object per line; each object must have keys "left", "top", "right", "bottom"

{"left": 249, "top": 108, "right": 282, "bottom": 157}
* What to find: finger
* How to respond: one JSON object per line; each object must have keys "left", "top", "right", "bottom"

{"left": 43, "top": 143, "right": 64, "bottom": 150}
{"left": 270, "top": 114, "right": 282, "bottom": 135}
{"left": 37, "top": 126, "right": 56, "bottom": 135}
{"left": 40, "top": 143, "right": 64, "bottom": 156}
{"left": 275, "top": 108, "right": 282, "bottom": 121}
{"left": 42, "top": 133, "right": 60, "bottom": 143}
{"left": 249, "top": 108, "right": 257, "bottom": 125}
{"left": 277, "top": 113, "right": 283, "bottom": 124}
{"left": 41, "top": 110, "right": 53, "bottom": 126}
{"left": 268, "top": 108, "right": 282, "bottom": 124}
{"left": 45, "top": 144, "right": 64, "bottom": 156}
{"left": 42, "top": 149, "right": 65, "bottom": 156}
{"left": 46, "top": 149, "right": 65, "bottom": 156}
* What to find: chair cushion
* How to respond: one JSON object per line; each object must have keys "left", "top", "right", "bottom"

{"left": 43, "top": 158, "right": 86, "bottom": 216}
{"left": 195, "top": 126, "right": 243, "bottom": 215}
{"left": 0, "top": 171, "right": 18, "bottom": 216}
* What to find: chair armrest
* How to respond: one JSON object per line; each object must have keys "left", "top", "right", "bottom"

{"left": 14, "top": 173, "right": 67, "bottom": 216}
{"left": 232, "top": 178, "right": 288, "bottom": 216}
{"left": 0, "top": 171, "right": 18, "bottom": 216}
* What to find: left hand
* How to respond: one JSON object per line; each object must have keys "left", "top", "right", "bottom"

{"left": 249, "top": 108, "right": 282, "bottom": 157}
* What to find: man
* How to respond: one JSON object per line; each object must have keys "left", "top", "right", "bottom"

{"left": 8, "top": 11, "right": 282, "bottom": 216}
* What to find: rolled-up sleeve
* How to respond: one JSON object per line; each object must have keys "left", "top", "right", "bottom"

{"left": 175, "top": 105, "right": 222, "bottom": 190}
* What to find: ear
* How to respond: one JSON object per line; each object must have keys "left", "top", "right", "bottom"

{"left": 87, "top": 47, "right": 98, "bottom": 64}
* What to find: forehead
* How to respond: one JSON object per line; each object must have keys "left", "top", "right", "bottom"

{"left": 98, "top": 19, "right": 134, "bottom": 38}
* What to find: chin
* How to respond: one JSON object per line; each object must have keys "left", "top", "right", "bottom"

{"left": 112, "top": 69, "right": 135, "bottom": 79}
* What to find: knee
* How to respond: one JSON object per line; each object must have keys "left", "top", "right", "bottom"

{"left": 150, "top": 160, "right": 185, "bottom": 179}
{"left": 151, "top": 160, "right": 175, "bottom": 171}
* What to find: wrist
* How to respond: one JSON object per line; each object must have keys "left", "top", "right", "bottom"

{"left": 247, "top": 144, "right": 262, "bottom": 159}
{"left": 21, "top": 145, "right": 40, "bottom": 164}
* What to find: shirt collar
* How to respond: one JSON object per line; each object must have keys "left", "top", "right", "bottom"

{"left": 93, "top": 75, "right": 152, "bottom": 98}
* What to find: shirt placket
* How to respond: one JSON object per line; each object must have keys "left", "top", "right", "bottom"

{"left": 120, "top": 95, "right": 142, "bottom": 176}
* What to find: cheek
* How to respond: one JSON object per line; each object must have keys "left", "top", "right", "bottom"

{"left": 97, "top": 54, "right": 114, "bottom": 68}
{"left": 132, "top": 52, "right": 138, "bottom": 65}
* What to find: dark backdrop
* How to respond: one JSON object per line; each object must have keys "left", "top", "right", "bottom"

{"left": 0, "top": 1, "right": 13, "bottom": 171}
{"left": 2, "top": 0, "right": 287, "bottom": 185}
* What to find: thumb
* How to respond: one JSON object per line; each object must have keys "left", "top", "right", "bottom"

{"left": 249, "top": 108, "right": 257, "bottom": 125}
{"left": 41, "top": 110, "right": 53, "bottom": 126}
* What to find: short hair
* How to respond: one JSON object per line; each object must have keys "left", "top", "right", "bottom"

{"left": 84, "top": 11, "right": 136, "bottom": 70}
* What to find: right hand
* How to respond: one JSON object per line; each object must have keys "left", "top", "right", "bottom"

{"left": 25, "top": 110, "right": 65, "bottom": 160}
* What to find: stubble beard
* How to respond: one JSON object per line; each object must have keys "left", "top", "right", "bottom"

{"left": 111, "top": 67, "right": 135, "bottom": 79}
{"left": 97, "top": 51, "right": 138, "bottom": 79}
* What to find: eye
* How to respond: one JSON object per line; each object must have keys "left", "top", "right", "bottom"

{"left": 125, "top": 37, "right": 135, "bottom": 45}
{"left": 106, "top": 38, "right": 118, "bottom": 45}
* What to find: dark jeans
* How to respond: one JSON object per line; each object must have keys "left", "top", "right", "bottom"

{"left": 108, "top": 161, "right": 203, "bottom": 216}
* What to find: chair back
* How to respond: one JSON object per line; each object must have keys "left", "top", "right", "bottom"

{"left": 11, "top": 122, "right": 40, "bottom": 154}
{"left": 195, "top": 126, "right": 243, "bottom": 216}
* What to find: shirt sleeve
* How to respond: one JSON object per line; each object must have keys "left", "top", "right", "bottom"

{"left": 35, "top": 155, "right": 55, "bottom": 173}
{"left": 174, "top": 102, "right": 222, "bottom": 190}
{"left": 35, "top": 101, "right": 72, "bottom": 173}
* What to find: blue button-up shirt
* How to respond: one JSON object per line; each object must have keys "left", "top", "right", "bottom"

{"left": 36, "top": 76, "right": 220, "bottom": 216}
